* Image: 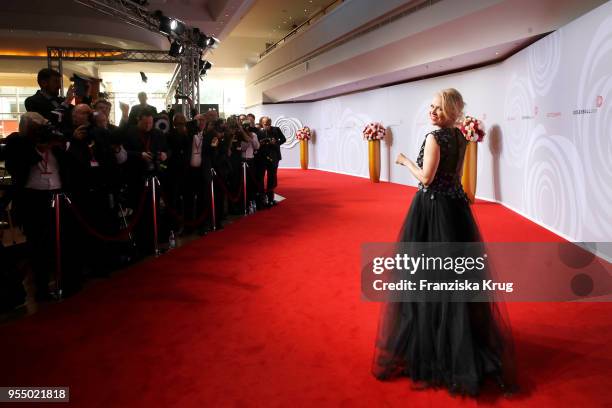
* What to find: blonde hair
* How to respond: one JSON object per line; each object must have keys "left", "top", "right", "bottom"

{"left": 437, "top": 88, "right": 465, "bottom": 125}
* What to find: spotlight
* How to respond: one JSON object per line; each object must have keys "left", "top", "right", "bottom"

{"left": 196, "top": 33, "right": 208, "bottom": 48}
{"left": 199, "top": 60, "right": 212, "bottom": 77}
{"left": 159, "top": 15, "right": 185, "bottom": 36}
{"left": 171, "top": 19, "right": 185, "bottom": 35}
{"left": 199, "top": 60, "right": 212, "bottom": 71}
{"left": 159, "top": 15, "right": 173, "bottom": 35}
{"left": 207, "top": 36, "right": 219, "bottom": 49}
{"left": 169, "top": 41, "right": 184, "bottom": 57}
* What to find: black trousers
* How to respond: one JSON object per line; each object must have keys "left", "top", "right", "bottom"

{"left": 183, "top": 167, "right": 209, "bottom": 228}
{"left": 255, "top": 158, "right": 279, "bottom": 202}
{"left": 212, "top": 170, "right": 226, "bottom": 228}
{"left": 70, "top": 188, "right": 119, "bottom": 275}
{"left": 244, "top": 158, "right": 257, "bottom": 202}
{"left": 161, "top": 168, "right": 186, "bottom": 229}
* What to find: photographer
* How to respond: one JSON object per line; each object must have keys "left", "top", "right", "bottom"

{"left": 25, "top": 68, "right": 75, "bottom": 130}
{"left": 227, "top": 116, "right": 247, "bottom": 215}
{"left": 93, "top": 98, "right": 129, "bottom": 132}
{"left": 255, "top": 116, "right": 286, "bottom": 207}
{"left": 121, "top": 110, "right": 168, "bottom": 255}
{"left": 65, "top": 104, "right": 119, "bottom": 278}
{"left": 3, "top": 112, "right": 70, "bottom": 301}
{"left": 179, "top": 113, "right": 212, "bottom": 234}
{"left": 203, "top": 118, "right": 230, "bottom": 230}
{"left": 240, "top": 119, "right": 260, "bottom": 205}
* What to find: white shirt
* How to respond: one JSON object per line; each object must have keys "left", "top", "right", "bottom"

{"left": 241, "top": 132, "right": 260, "bottom": 159}
{"left": 190, "top": 132, "right": 204, "bottom": 168}
{"left": 25, "top": 148, "right": 62, "bottom": 190}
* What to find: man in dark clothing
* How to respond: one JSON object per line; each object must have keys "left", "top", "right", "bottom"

{"left": 127, "top": 92, "right": 158, "bottom": 126}
{"left": 25, "top": 68, "right": 74, "bottom": 129}
{"left": 64, "top": 104, "right": 119, "bottom": 279}
{"left": 255, "top": 116, "right": 286, "bottom": 207}
{"left": 121, "top": 111, "right": 168, "bottom": 254}
{"left": 203, "top": 118, "right": 231, "bottom": 230}
{"left": 4, "top": 112, "right": 70, "bottom": 301}
{"left": 164, "top": 113, "right": 192, "bottom": 231}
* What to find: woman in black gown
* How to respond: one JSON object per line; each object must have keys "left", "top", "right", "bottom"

{"left": 372, "top": 88, "right": 517, "bottom": 396}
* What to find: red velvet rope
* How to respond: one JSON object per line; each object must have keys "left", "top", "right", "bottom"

{"left": 213, "top": 175, "right": 243, "bottom": 203}
{"left": 66, "top": 186, "right": 148, "bottom": 242}
{"left": 159, "top": 189, "right": 212, "bottom": 228}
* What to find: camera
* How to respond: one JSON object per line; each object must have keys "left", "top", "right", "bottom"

{"left": 154, "top": 117, "right": 170, "bottom": 134}
{"left": 32, "top": 121, "right": 66, "bottom": 145}
{"left": 154, "top": 114, "right": 170, "bottom": 134}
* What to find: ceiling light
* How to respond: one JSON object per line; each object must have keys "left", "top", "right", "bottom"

{"left": 168, "top": 40, "right": 184, "bottom": 57}
{"left": 159, "top": 15, "right": 185, "bottom": 36}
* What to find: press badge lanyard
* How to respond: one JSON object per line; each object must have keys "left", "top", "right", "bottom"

{"left": 38, "top": 150, "right": 52, "bottom": 176}
{"left": 194, "top": 133, "right": 203, "bottom": 155}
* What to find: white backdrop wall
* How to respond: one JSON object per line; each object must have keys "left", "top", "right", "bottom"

{"left": 252, "top": 1, "right": 612, "bottom": 243}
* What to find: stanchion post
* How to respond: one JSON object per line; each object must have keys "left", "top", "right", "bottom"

{"left": 150, "top": 176, "right": 160, "bottom": 256}
{"left": 210, "top": 168, "right": 216, "bottom": 231}
{"left": 52, "top": 193, "right": 62, "bottom": 299}
{"left": 243, "top": 161, "right": 248, "bottom": 215}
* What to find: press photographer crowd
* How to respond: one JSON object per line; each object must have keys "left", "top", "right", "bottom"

{"left": 0, "top": 68, "right": 286, "bottom": 308}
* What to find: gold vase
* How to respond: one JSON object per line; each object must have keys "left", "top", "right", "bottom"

{"left": 368, "top": 139, "right": 381, "bottom": 183}
{"left": 300, "top": 139, "right": 308, "bottom": 169}
{"left": 461, "top": 141, "right": 478, "bottom": 203}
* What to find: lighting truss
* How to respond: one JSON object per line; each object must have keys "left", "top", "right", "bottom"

{"left": 62, "top": 0, "right": 212, "bottom": 116}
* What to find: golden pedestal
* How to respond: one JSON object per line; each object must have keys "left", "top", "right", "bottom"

{"left": 368, "top": 140, "right": 381, "bottom": 183}
{"left": 461, "top": 141, "right": 478, "bottom": 203}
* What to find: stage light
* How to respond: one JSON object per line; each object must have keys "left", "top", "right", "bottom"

{"left": 199, "top": 59, "right": 213, "bottom": 78}
{"left": 207, "top": 36, "right": 219, "bottom": 49}
{"left": 159, "top": 15, "right": 186, "bottom": 36}
{"left": 199, "top": 60, "right": 212, "bottom": 71}
{"left": 169, "top": 40, "right": 184, "bottom": 57}
{"left": 171, "top": 19, "right": 185, "bottom": 35}
{"left": 159, "top": 15, "right": 173, "bottom": 35}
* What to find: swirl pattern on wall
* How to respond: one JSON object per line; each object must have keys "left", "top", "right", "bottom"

{"left": 273, "top": 116, "right": 303, "bottom": 149}
{"left": 528, "top": 29, "right": 562, "bottom": 96}
{"left": 337, "top": 108, "right": 370, "bottom": 176}
{"left": 502, "top": 75, "right": 534, "bottom": 167}
{"left": 523, "top": 125, "right": 586, "bottom": 240}
{"left": 573, "top": 14, "right": 612, "bottom": 240}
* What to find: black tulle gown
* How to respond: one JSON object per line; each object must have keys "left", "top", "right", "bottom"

{"left": 372, "top": 127, "right": 516, "bottom": 396}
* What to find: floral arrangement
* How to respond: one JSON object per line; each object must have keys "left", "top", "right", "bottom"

{"left": 459, "top": 116, "right": 485, "bottom": 142}
{"left": 296, "top": 126, "right": 311, "bottom": 141}
{"left": 362, "top": 122, "right": 386, "bottom": 141}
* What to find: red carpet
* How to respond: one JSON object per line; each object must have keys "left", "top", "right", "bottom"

{"left": 1, "top": 169, "right": 611, "bottom": 407}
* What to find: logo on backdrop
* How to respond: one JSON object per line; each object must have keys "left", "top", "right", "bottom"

{"left": 272, "top": 116, "right": 303, "bottom": 149}
{"left": 596, "top": 95, "right": 604, "bottom": 108}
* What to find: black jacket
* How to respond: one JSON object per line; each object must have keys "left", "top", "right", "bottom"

{"left": 127, "top": 104, "right": 158, "bottom": 126}
{"left": 24, "top": 90, "right": 71, "bottom": 127}
{"left": 256, "top": 126, "right": 286, "bottom": 162}
{"left": 65, "top": 126, "right": 118, "bottom": 192}
{"left": 166, "top": 128, "right": 195, "bottom": 177}
{"left": 203, "top": 132, "right": 232, "bottom": 178}
{"left": 122, "top": 126, "right": 168, "bottom": 180}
